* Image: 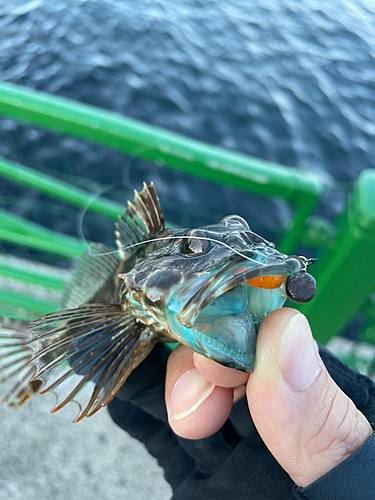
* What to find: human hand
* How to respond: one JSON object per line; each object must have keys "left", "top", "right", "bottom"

{"left": 108, "top": 308, "right": 375, "bottom": 499}
{"left": 165, "top": 308, "right": 373, "bottom": 487}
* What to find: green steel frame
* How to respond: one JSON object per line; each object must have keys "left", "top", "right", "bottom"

{"left": 0, "top": 82, "right": 374, "bottom": 347}
{"left": 297, "top": 170, "right": 375, "bottom": 343}
{"left": 0, "top": 82, "right": 324, "bottom": 254}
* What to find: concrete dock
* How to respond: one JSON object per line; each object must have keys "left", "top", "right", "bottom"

{"left": 0, "top": 385, "right": 171, "bottom": 500}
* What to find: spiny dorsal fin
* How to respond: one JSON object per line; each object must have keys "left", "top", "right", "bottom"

{"left": 27, "top": 304, "right": 159, "bottom": 422}
{"left": 61, "top": 243, "right": 121, "bottom": 309}
{"left": 115, "top": 182, "right": 165, "bottom": 257}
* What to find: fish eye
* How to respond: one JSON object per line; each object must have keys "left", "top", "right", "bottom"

{"left": 285, "top": 272, "right": 316, "bottom": 303}
{"left": 181, "top": 238, "right": 210, "bottom": 255}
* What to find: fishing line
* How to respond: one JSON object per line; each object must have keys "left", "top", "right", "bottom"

{"left": 77, "top": 145, "right": 156, "bottom": 243}
{"left": 121, "top": 145, "right": 155, "bottom": 191}
{"left": 76, "top": 184, "right": 116, "bottom": 246}
{"left": 89, "top": 235, "right": 268, "bottom": 266}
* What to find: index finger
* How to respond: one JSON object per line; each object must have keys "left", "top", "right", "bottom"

{"left": 165, "top": 345, "right": 234, "bottom": 439}
{"left": 193, "top": 352, "right": 250, "bottom": 388}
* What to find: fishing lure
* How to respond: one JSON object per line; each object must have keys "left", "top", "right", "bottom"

{"left": 0, "top": 183, "right": 316, "bottom": 421}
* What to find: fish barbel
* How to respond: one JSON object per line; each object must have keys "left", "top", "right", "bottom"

{"left": 0, "top": 183, "right": 316, "bottom": 422}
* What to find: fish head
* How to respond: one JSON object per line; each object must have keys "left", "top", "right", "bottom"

{"left": 119, "top": 215, "right": 316, "bottom": 371}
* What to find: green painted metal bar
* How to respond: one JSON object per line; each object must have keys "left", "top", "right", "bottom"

{"left": 0, "top": 259, "right": 67, "bottom": 290}
{"left": 0, "top": 228, "right": 86, "bottom": 258}
{"left": 0, "top": 157, "right": 123, "bottom": 220}
{"left": 0, "top": 154, "right": 309, "bottom": 253}
{"left": 0, "top": 289, "right": 59, "bottom": 316}
{"left": 0, "top": 208, "right": 87, "bottom": 257}
{"left": 0, "top": 207, "right": 76, "bottom": 242}
{"left": 297, "top": 170, "right": 375, "bottom": 344}
{"left": 278, "top": 191, "right": 318, "bottom": 254}
{"left": 0, "top": 83, "right": 323, "bottom": 198}
{"left": 0, "top": 82, "right": 326, "bottom": 251}
{"left": 0, "top": 304, "right": 37, "bottom": 322}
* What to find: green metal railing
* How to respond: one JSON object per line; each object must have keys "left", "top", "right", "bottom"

{"left": 0, "top": 82, "right": 374, "bottom": 356}
{"left": 296, "top": 170, "right": 375, "bottom": 343}
{"left": 0, "top": 203, "right": 87, "bottom": 257}
{"left": 0, "top": 82, "right": 325, "bottom": 254}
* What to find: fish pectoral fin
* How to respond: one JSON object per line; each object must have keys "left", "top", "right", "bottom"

{"left": 115, "top": 182, "right": 165, "bottom": 256}
{"left": 0, "top": 320, "right": 40, "bottom": 409}
{"left": 27, "top": 304, "right": 158, "bottom": 422}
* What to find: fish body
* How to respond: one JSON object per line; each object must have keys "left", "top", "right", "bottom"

{"left": 0, "top": 183, "right": 316, "bottom": 421}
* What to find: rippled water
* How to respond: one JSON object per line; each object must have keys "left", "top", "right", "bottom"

{"left": 1, "top": 0, "right": 375, "bottom": 261}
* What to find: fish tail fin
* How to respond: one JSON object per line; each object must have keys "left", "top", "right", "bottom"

{"left": 27, "top": 304, "right": 158, "bottom": 422}
{"left": 0, "top": 321, "right": 42, "bottom": 408}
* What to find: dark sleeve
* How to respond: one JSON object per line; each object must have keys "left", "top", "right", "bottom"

{"left": 293, "top": 345, "right": 375, "bottom": 500}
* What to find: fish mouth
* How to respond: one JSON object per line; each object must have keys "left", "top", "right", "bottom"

{"left": 177, "top": 254, "right": 306, "bottom": 329}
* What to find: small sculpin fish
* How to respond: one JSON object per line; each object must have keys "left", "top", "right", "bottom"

{"left": 0, "top": 183, "right": 316, "bottom": 422}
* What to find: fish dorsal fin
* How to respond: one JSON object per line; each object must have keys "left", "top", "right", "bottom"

{"left": 115, "top": 182, "right": 165, "bottom": 257}
{"left": 61, "top": 243, "right": 121, "bottom": 309}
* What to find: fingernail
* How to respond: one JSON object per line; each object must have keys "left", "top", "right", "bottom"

{"left": 168, "top": 369, "right": 215, "bottom": 421}
{"left": 278, "top": 313, "right": 321, "bottom": 390}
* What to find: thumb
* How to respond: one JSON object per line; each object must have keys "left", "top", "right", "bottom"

{"left": 247, "top": 308, "right": 373, "bottom": 488}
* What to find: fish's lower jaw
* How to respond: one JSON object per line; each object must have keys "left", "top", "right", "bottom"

{"left": 195, "top": 309, "right": 257, "bottom": 357}
{"left": 166, "top": 283, "right": 287, "bottom": 371}
{"left": 177, "top": 281, "right": 249, "bottom": 329}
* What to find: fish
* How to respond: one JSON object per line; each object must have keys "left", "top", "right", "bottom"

{"left": 0, "top": 183, "right": 316, "bottom": 422}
